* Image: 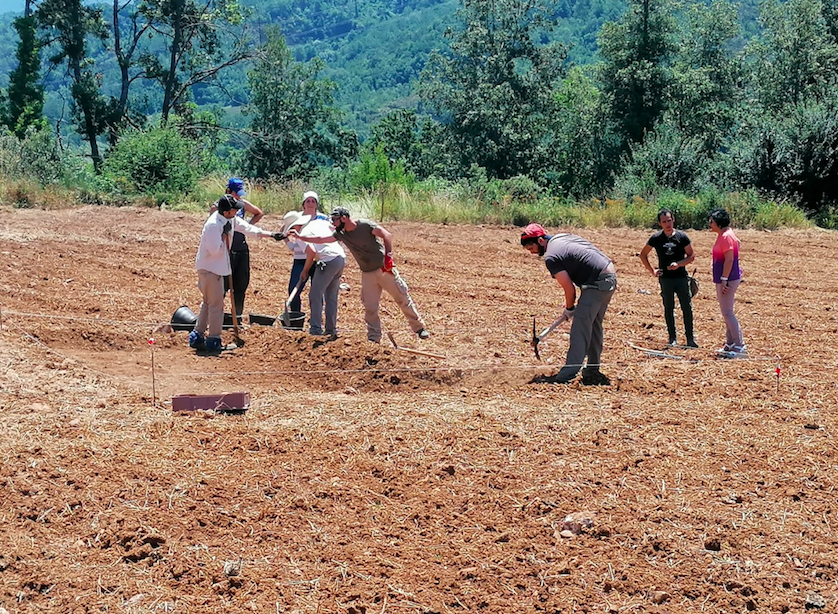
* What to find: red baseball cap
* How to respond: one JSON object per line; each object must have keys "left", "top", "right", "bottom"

{"left": 521, "top": 223, "right": 547, "bottom": 240}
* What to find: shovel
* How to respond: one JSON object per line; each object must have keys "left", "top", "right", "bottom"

{"left": 531, "top": 314, "right": 569, "bottom": 361}
{"left": 280, "top": 266, "right": 315, "bottom": 327}
{"left": 224, "top": 233, "right": 245, "bottom": 347}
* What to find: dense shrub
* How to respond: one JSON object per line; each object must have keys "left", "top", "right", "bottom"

{"left": 104, "top": 124, "right": 200, "bottom": 198}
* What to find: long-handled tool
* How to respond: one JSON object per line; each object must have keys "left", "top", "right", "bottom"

{"left": 280, "top": 266, "right": 315, "bottom": 327}
{"left": 386, "top": 332, "right": 446, "bottom": 359}
{"left": 531, "top": 314, "right": 569, "bottom": 360}
{"left": 224, "top": 233, "right": 245, "bottom": 347}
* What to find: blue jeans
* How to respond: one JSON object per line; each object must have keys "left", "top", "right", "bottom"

{"left": 288, "top": 258, "right": 312, "bottom": 312}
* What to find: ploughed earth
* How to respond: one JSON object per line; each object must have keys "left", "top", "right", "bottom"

{"left": 1, "top": 206, "right": 836, "bottom": 613}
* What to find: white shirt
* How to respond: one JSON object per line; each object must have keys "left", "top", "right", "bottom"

{"left": 195, "top": 212, "right": 269, "bottom": 275}
{"left": 299, "top": 219, "right": 346, "bottom": 263}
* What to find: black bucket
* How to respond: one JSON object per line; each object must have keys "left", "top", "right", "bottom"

{"left": 171, "top": 305, "right": 197, "bottom": 331}
{"left": 223, "top": 312, "right": 243, "bottom": 328}
{"left": 280, "top": 311, "right": 306, "bottom": 330}
{"left": 249, "top": 313, "right": 276, "bottom": 326}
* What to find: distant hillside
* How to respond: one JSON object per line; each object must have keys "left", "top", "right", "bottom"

{"left": 0, "top": 0, "right": 760, "bottom": 139}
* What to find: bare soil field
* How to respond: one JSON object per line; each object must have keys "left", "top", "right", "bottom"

{"left": 1, "top": 206, "right": 837, "bottom": 614}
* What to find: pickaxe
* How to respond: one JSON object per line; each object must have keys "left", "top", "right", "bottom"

{"left": 531, "top": 314, "right": 569, "bottom": 360}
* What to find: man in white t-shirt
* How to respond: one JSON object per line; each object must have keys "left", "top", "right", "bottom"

{"left": 189, "top": 195, "right": 282, "bottom": 352}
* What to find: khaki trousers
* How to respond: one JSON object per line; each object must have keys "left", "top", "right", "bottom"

{"left": 195, "top": 269, "right": 226, "bottom": 339}
{"left": 360, "top": 268, "right": 424, "bottom": 342}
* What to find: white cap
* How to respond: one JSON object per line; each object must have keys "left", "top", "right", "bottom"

{"left": 302, "top": 191, "right": 319, "bottom": 204}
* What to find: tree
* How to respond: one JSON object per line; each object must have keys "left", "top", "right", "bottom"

{"left": 6, "top": 5, "right": 47, "bottom": 139}
{"left": 667, "top": 0, "right": 741, "bottom": 150}
{"left": 138, "top": 0, "right": 253, "bottom": 124}
{"left": 747, "top": 0, "right": 838, "bottom": 111}
{"left": 243, "top": 27, "right": 357, "bottom": 180}
{"left": 37, "top": 0, "right": 114, "bottom": 170}
{"left": 597, "top": 0, "right": 678, "bottom": 147}
{"left": 108, "top": 0, "right": 153, "bottom": 142}
{"left": 417, "top": 0, "right": 567, "bottom": 180}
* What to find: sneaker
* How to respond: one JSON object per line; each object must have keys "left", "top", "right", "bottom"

{"left": 729, "top": 344, "right": 748, "bottom": 358}
{"left": 686, "top": 339, "right": 699, "bottom": 348}
{"left": 205, "top": 336, "right": 222, "bottom": 352}
{"left": 668, "top": 338, "right": 677, "bottom": 347}
{"left": 417, "top": 329, "right": 431, "bottom": 340}
{"left": 188, "top": 330, "right": 205, "bottom": 349}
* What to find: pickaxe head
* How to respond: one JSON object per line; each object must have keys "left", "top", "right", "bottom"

{"left": 531, "top": 316, "right": 541, "bottom": 361}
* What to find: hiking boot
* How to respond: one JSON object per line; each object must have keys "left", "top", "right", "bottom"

{"left": 581, "top": 369, "right": 610, "bottom": 386}
{"left": 417, "top": 329, "right": 431, "bottom": 340}
{"left": 188, "top": 330, "right": 206, "bottom": 349}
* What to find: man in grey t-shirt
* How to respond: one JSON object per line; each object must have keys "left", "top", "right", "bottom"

{"left": 292, "top": 207, "right": 428, "bottom": 343}
{"left": 521, "top": 223, "right": 617, "bottom": 384}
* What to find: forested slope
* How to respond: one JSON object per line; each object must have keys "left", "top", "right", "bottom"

{"left": 0, "top": 0, "right": 632, "bottom": 136}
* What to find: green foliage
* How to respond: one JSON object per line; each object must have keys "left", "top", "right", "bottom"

{"left": 36, "top": 0, "right": 112, "bottom": 170}
{"left": 418, "top": 0, "right": 567, "bottom": 179}
{"left": 0, "top": 126, "right": 64, "bottom": 185}
{"left": 244, "top": 27, "right": 357, "bottom": 180}
{"left": 666, "top": 0, "right": 741, "bottom": 151}
{"left": 138, "top": 0, "right": 253, "bottom": 123}
{"left": 104, "top": 123, "right": 200, "bottom": 198}
{"left": 5, "top": 15, "right": 46, "bottom": 139}
{"left": 597, "top": 0, "right": 678, "bottom": 146}
{"left": 349, "top": 144, "right": 416, "bottom": 191}
{"left": 748, "top": 0, "right": 838, "bottom": 111}
{"left": 549, "top": 66, "right": 621, "bottom": 196}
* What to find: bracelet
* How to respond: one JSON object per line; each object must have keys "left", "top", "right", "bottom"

{"left": 720, "top": 276, "right": 728, "bottom": 281}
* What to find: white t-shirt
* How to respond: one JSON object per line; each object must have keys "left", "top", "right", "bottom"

{"left": 299, "top": 219, "right": 346, "bottom": 263}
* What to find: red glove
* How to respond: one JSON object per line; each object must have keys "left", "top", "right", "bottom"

{"left": 382, "top": 252, "right": 394, "bottom": 273}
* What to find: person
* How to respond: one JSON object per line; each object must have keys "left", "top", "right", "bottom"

{"left": 291, "top": 207, "right": 429, "bottom": 342}
{"left": 639, "top": 208, "right": 698, "bottom": 347}
{"left": 208, "top": 177, "right": 264, "bottom": 321}
{"left": 521, "top": 224, "right": 617, "bottom": 384}
{"left": 709, "top": 208, "right": 746, "bottom": 357}
{"left": 296, "top": 215, "right": 347, "bottom": 337}
{"left": 283, "top": 191, "right": 330, "bottom": 313}
{"left": 189, "top": 195, "right": 283, "bottom": 352}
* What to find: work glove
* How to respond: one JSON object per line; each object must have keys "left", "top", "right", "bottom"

{"left": 562, "top": 306, "right": 576, "bottom": 321}
{"left": 272, "top": 232, "right": 286, "bottom": 241}
{"left": 382, "top": 252, "right": 394, "bottom": 273}
{"left": 222, "top": 220, "right": 232, "bottom": 235}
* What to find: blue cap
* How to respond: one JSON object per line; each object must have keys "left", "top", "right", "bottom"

{"left": 227, "top": 177, "right": 246, "bottom": 197}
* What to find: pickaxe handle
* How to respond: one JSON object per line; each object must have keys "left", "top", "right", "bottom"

{"left": 537, "top": 314, "right": 569, "bottom": 342}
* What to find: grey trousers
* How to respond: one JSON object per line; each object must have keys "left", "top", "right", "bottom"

{"left": 715, "top": 279, "right": 744, "bottom": 349}
{"left": 308, "top": 257, "right": 346, "bottom": 335}
{"left": 553, "top": 273, "right": 617, "bottom": 382}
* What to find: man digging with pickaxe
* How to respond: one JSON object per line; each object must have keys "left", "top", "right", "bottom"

{"left": 521, "top": 224, "right": 617, "bottom": 385}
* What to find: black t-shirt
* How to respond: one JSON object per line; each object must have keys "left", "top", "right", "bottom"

{"left": 647, "top": 230, "right": 691, "bottom": 278}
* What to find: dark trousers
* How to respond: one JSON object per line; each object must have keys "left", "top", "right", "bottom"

{"left": 288, "top": 258, "right": 314, "bottom": 313}
{"left": 223, "top": 249, "right": 250, "bottom": 319}
{"left": 659, "top": 276, "right": 694, "bottom": 342}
